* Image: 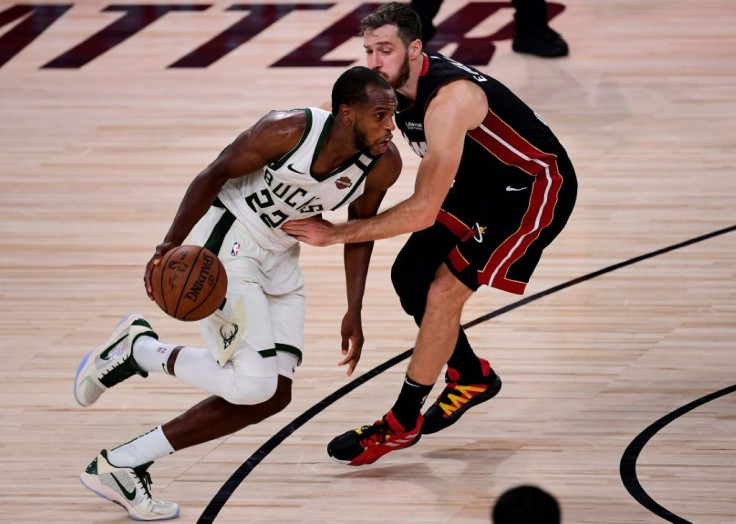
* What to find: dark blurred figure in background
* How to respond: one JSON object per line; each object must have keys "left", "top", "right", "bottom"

{"left": 411, "top": 0, "right": 569, "bottom": 58}
{"left": 492, "top": 485, "right": 561, "bottom": 523}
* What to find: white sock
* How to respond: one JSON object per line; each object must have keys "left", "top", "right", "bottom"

{"left": 134, "top": 333, "right": 232, "bottom": 391}
{"left": 132, "top": 335, "right": 178, "bottom": 374}
{"left": 107, "top": 426, "right": 175, "bottom": 468}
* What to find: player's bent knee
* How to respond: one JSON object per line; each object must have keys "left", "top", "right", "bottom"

{"left": 225, "top": 375, "right": 279, "bottom": 406}
{"left": 426, "top": 272, "right": 471, "bottom": 311}
{"left": 391, "top": 262, "right": 429, "bottom": 317}
{"left": 271, "top": 379, "right": 292, "bottom": 413}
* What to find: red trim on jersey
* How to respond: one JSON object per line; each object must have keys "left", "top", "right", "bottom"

{"left": 467, "top": 109, "right": 564, "bottom": 293}
{"left": 420, "top": 54, "right": 430, "bottom": 76}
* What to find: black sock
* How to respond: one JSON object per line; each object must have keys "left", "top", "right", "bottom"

{"left": 391, "top": 375, "right": 433, "bottom": 429}
{"left": 446, "top": 327, "right": 484, "bottom": 380}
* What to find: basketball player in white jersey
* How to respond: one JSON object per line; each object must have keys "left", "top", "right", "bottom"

{"left": 73, "top": 66, "right": 401, "bottom": 521}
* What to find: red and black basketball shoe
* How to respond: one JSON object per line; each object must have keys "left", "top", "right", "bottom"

{"left": 422, "top": 358, "right": 502, "bottom": 434}
{"left": 327, "top": 410, "right": 423, "bottom": 466}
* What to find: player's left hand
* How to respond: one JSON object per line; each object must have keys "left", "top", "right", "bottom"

{"left": 282, "top": 216, "right": 336, "bottom": 246}
{"left": 339, "top": 308, "right": 364, "bottom": 376}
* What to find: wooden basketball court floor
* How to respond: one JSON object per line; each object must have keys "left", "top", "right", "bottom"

{"left": 1, "top": 0, "right": 734, "bottom": 522}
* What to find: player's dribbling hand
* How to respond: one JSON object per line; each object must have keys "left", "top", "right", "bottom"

{"left": 282, "top": 216, "right": 335, "bottom": 246}
{"left": 143, "top": 242, "right": 177, "bottom": 300}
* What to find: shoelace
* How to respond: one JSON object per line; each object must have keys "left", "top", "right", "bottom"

{"left": 132, "top": 462, "right": 155, "bottom": 497}
{"left": 99, "top": 341, "right": 129, "bottom": 375}
{"left": 358, "top": 419, "right": 391, "bottom": 448}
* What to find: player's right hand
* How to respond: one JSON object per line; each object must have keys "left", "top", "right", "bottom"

{"left": 143, "top": 242, "right": 176, "bottom": 299}
{"left": 281, "top": 216, "right": 336, "bottom": 246}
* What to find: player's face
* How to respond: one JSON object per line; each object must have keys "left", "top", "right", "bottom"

{"left": 363, "top": 25, "right": 412, "bottom": 90}
{"left": 352, "top": 86, "right": 397, "bottom": 156}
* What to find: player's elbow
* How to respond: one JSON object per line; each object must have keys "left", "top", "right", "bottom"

{"left": 408, "top": 199, "right": 440, "bottom": 231}
{"left": 413, "top": 213, "right": 437, "bottom": 232}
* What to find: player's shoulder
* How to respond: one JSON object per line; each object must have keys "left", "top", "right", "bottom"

{"left": 248, "top": 108, "right": 314, "bottom": 149}
{"left": 257, "top": 108, "right": 308, "bottom": 129}
{"left": 427, "top": 79, "right": 488, "bottom": 129}
{"left": 259, "top": 107, "right": 332, "bottom": 135}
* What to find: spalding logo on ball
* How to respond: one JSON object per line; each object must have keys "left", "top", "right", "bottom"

{"left": 151, "top": 245, "right": 228, "bottom": 321}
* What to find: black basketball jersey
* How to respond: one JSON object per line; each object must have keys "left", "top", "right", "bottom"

{"left": 395, "top": 52, "right": 574, "bottom": 225}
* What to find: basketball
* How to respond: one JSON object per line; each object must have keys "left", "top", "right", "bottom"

{"left": 150, "top": 245, "right": 228, "bottom": 321}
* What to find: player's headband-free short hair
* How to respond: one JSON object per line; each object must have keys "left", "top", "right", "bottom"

{"left": 331, "top": 66, "right": 393, "bottom": 116}
{"left": 360, "top": 2, "right": 422, "bottom": 46}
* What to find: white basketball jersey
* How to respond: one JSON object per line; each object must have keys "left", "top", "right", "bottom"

{"left": 218, "top": 108, "right": 378, "bottom": 252}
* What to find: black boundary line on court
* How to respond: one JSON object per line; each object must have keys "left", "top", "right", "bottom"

{"left": 198, "top": 224, "right": 736, "bottom": 523}
{"left": 620, "top": 383, "right": 736, "bottom": 524}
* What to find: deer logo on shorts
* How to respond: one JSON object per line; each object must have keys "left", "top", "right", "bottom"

{"left": 219, "top": 322, "right": 239, "bottom": 349}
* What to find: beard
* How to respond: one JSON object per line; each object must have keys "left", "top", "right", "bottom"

{"left": 389, "top": 53, "right": 411, "bottom": 90}
{"left": 352, "top": 122, "right": 371, "bottom": 153}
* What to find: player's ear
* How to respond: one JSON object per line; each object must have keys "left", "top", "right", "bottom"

{"left": 338, "top": 104, "right": 354, "bottom": 126}
{"left": 408, "top": 38, "right": 422, "bottom": 60}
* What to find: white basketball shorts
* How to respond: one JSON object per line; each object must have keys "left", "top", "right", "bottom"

{"left": 190, "top": 205, "right": 304, "bottom": 380}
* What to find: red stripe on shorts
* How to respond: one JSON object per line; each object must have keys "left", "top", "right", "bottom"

{"left": 467, "top": 110, "right": 564, "bottom": 293}
{"left": 436, "top": 209, "right": 471, "bottom": 238}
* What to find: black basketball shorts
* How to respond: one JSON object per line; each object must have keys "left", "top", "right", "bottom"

{"left": 437, "top": 166, "right": 577, "bottom": 294}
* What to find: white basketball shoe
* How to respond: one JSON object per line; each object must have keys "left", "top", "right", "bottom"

{"left": 80, "top": 450, "right": 180, "bottom": 521}
{"left": 74, "top": 313, "right": 157, "bottom": 407}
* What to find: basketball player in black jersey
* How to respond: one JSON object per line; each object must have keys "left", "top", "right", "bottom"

{"left": 283, "top": 2, "right": 577, "bottom": 466}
